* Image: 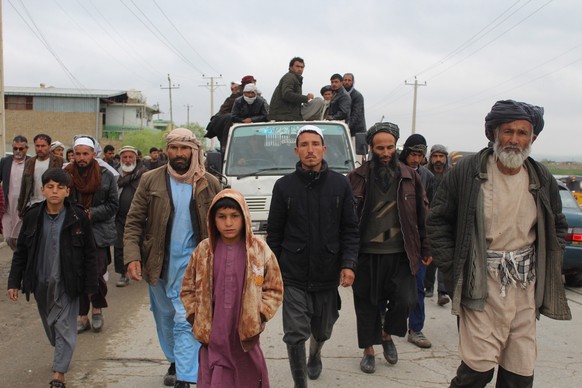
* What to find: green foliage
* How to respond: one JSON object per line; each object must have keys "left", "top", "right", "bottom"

{"left": 120, "top": 122, "right": 207, "bottom": 153}
{"left": 181, "top": 122, "right": 208, "bottom": 150}
{"left": 121, "top": 129, "right": 166, "bottom": 154}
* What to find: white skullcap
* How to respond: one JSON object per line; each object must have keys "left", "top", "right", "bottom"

{"left": 74, "top": 137, "right": 95, "bottom": 149}
{"left": 243, "top": 84, "right": 257, "bottom": 93}
{"left": 296, "top": 125, "right": 324, "bottom": 142}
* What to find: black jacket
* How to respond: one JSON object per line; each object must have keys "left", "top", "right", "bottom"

{"left": 7, "top": 200, "right": 98, "bottom": 301}
{"left": 231, "top": 96, "right": 269, "bottom": 123}
{"left": 347, "top": 88, "right": 366, "bottom": 135}
{"left": 267, "top": 161, "right": 359, "bottom": 291}
{"left": 0, "top": 155, "right": 30, "bottom": 203}
{"left": 327, "top": 86, "right": 351, "bottom": 121}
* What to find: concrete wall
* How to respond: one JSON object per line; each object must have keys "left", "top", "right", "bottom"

{"left": 5, "top": 110, "right": 102, "bottom": 150}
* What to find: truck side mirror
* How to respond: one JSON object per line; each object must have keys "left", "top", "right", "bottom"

{"left": 206, "top": 151, "right": 222, "bottom": 175}
{"left": 355, "top": 132, "right": 368, "bottom": 156}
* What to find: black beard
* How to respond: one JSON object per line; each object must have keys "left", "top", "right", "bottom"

{"left": 170, "top": 157, "right": 191, "bottom": 173}
{"left": 371, "top": 151, "right": 398, "bottom": 169}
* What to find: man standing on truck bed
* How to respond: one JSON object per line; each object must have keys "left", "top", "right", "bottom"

{"left": 267, "top": 124, "right": 359, "bottom": 387}
{"left": 269, "top": 57, "right": 321, "bottom": 121}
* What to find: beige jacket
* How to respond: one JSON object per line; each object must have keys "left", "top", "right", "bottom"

{"left": 123, "top": 166, "right": 221, "bottom": 285}
{"left": 180, "top": 189, "right": 284, "bottom": 351}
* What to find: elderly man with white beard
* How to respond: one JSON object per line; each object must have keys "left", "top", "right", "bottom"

{"left": 113, "top": 146, "right": 148, "bottom": 287}
{"left": 427, "top": 100, "right": 571, "bottom": 388}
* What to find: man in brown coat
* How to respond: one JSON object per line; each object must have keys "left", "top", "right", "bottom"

{"left": 124, "top": 128, "right": 221, "bottom": 388}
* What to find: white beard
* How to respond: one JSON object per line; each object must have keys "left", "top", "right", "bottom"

{"left": 493, "top": 140, "right": 531, "bottom": 169}
{"left": 121, "top": 162, "right": 136, "bottom": 173}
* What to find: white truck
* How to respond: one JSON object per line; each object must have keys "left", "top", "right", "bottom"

{"left": 206, "top": 120, "right": 364, "bottom": 234}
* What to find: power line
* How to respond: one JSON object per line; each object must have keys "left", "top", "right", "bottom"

{"left": 425, "top": 0, "right": 555, "bottom": 82}
{"left": 152, "top": 0, "right": 221, "bottom": 75}
{"left": 9, "top": 0, "right": 86, "bottom": 90}
{"left": 415, "top": 0, "right": 529, "bottom": 78}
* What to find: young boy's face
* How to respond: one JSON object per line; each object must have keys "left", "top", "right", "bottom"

{"left": 214, "top": 206, "right": 244, "bottom": 244}
{"left": 41, "top": 179, "right": 70, "bottom": 206}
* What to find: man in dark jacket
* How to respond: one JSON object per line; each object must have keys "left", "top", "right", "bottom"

{"left": 425, "top": 144, "right": 450, "bottom": 304}
{"left": 268, "top": 57, "right": 315, "bottom": 121}
{"left": 398, "top": 133, "right": 436, "bottom": 349}
{"left": 343, "top": 73, "right": 366, "bottom": 136}
{"left": 267, "top": 125, "right": 359, "bottom": 387}
{"left": 114, "top": 145, "right": 148, "bottom": 287}
{"left": 0, "top": 135, "right": 30, "bottom": 250}
{"left": 65, "top": 136, "right": 119, "bottom": 334}
{"left": 7, "top": 168, "right": 97, "bottom": 387}
{"left": 427, "top": 100, "right": 571, "bottom": 387}
{"left": 326, "top": 73, "right": 351, "bottom": 122}
{"left": 231, "top": 83, "right": 269, "bottom": 123}
{"left": 347, "top": 122, "right": 431, "bottom": 374}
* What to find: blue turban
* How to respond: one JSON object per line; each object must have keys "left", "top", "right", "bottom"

{"left": 484, "top": 100, "right": 544, "bottom": 141}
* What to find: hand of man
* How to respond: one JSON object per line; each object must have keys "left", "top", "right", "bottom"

{"left": 307, "top": 93, "right": 314, "bottom": 100}
{"left": 340, "top": 268, "right": 355, "bottom": 287}
{"left": 243, "top": 118, "right": 252, "bottom": 123}
{"left": 127, "top": 261, "right": 143, "bottom": 281}
{"left": 7, "top": 289, "right": 19, "bottom": 301}
{"left": 7, "top": 238, "right": 17, "bottom": 251}
{"left": 422, "top": 256, "right": 433, "bottom": 266}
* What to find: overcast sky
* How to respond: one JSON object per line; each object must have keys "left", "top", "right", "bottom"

{"left": 4, "top": 0, "right": 581, "bottom": 160}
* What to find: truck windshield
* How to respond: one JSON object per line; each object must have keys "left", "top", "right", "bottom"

{"left": 224, "top": 123, "right": 354, "bottom": 176}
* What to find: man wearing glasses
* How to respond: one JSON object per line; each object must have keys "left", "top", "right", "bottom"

{"left": 0, "top": 135, "right": 30, "bottom": 250}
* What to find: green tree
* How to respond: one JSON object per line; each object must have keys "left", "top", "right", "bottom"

{"left": 121, "top": 129, "right": 166, "bottom": 154}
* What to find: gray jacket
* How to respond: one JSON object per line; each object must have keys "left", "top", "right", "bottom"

{"left": 427, "top": 147, "right": 571, "bottom": 320}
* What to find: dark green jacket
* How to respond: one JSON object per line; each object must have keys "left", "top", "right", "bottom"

{"left": 268, "top": 71, "right": 309, "bottom": 121}
{"left": 427, "top": 147, "right": 571, "bottom": 320}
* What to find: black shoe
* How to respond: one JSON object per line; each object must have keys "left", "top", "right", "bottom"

{"left": 307, "top": 337, "right": 324, "bottom": 380}
{"left": 360, "top": 354, "right": 376, "bottom": 373}
{"left": 382, "top": 339, "right": 398, "bottom": 365}
{"left": 174, "top": 381, "right": 191, "bottom": 388}
{"left": 425, "top": 289, "right": 434, "bottom": 298}
{"left": 163, "top": 362, "right": 176, "bottom": 386}
{"left": 49, "top": 379, "right": 66, "bottom": 387}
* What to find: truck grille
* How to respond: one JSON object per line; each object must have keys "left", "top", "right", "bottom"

{"left": 246, "top": 197, "right": 268, "bottom": 211}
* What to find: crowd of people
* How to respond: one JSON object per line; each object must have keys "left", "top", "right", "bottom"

{"left": 3, "top": 57, "right": 573, "bottom": 388}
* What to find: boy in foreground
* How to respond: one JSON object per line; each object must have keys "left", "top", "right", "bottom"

{"left": 7, "top": 168, "right": 97, "bottom": 388}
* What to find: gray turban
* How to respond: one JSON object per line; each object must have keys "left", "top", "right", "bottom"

{"left": 484, "top": 99, "right": 544, "bottom": 141}
{"left": 366, "top": 122, "right": 400, "bottom": 145}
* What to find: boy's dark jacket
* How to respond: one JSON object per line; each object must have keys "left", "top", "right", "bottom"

{"left": 7, "top": 199, "right": 98, "bottom": 301}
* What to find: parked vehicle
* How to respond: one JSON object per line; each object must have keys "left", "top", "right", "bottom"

{"left": 558, "top": 180, "right": 582, "bottom": 286}
{"left": 207, "top": 121, "right": 362, "bottom": 234}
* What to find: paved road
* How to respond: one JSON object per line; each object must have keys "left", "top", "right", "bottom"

{"left": 1, "top": 243, "right": 582, "bottom": 387}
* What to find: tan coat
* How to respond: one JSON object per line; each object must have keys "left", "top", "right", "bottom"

{"left": 180, "top": 189, "right": 283, "bottom": 351}
{"left": 123, "top": 166, "right": 221, "bottom": 285}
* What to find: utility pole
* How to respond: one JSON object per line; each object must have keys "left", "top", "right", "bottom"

{"left": 404, "top": 77, "right": 426, "bottom": 134}
{"left": 160, "top": 74, "right": 180, "bottom": 129}
{"left": 0, "top": 0, "right": 5, "bottom": 156}
{"left": 199, "top": 74, "right": 223, "bottom": 117}
{"left": 184, "top": 104, "right": 192, "bottom": 127}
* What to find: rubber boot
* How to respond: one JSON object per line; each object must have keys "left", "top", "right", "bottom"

{"left": 307, "top": 336, "right": 325, "bottom": 380}
{"left": 287, "top": 343, "right": 308, "bottom": 388}
{"left": 449, "top": 361, "right": 494, "bottom": 388}
{"left": 496, "top": 366, "right": 533, "bottom": 388}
